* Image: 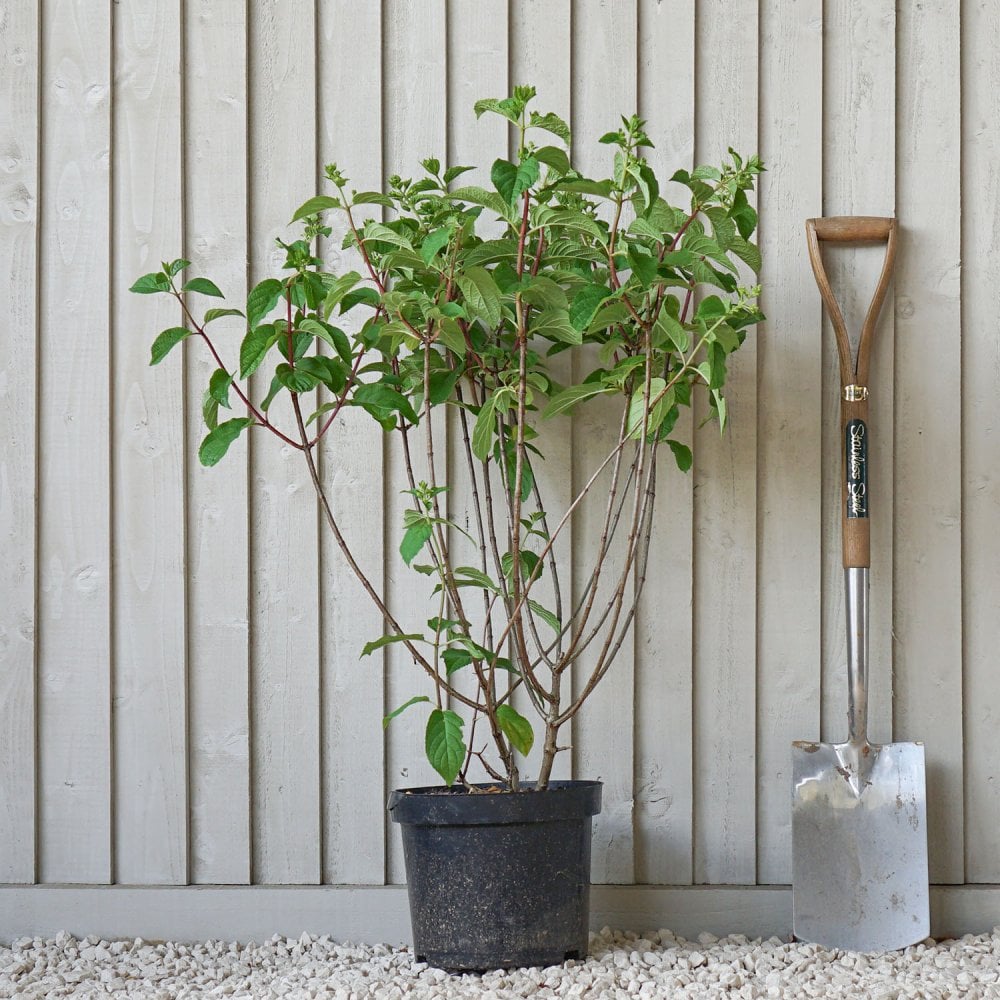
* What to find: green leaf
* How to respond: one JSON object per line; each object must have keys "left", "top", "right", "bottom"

{"left": 351, "top": 191, "right": 395, "bottom": 208}
{"left": 448, "top": 185, "right": 515, "bottom": 222}
{"left": 260, "top": 373, "right": 283, "bottom": 413}
{"left": 496, "top": 705, "right": 534, "bottom": 756}
{"left": 528, "top": 599, "right": 561, "bottom": 633}
{"left": 528, "top": 110, "right": 571, "bottom": 144}
{"left": 556, "top": 177, "right": 614, "bottom": 198}
{"left": 653, "top": 311, "right": 690, "bottom": 353}
{"left": 443, "top": 164, "right": 475, "bottom": 184}
{"left": 474, "top": 97, "right": 521, "bottom": 124}
{"left": 400, "top": 521, "right": 433, "bottom": 566}
{"left": 539, "top": 207, "right": 605, "bottom": 241}
{"left": 626, "top": 377, "right": 668, "bottom": 439}
{"left": 295, "top": 355, "right": 347, "bottom": 393}
{"left": 149, "top": 326, "right": 192, "bottom": 366}
{"left": 321, "top": 271, "right": 363, "bottom": 319}
{"left": 427, "top": 365, "right": 462, "bottom": 405}
{"left": 513, "top": 156, "right": 540, "bottom": 201}
{"left": 533, "top": 145, "right": 571, "bottom": 176}
{"left": 202, "top": 389, "right": 219, "bottom": 431}
{"left": 442, "top": 649, "right": 473, "bottom": 675}
{"left": 338, "top": 286, "right": 381, "bottom": 314}
{"left": 454, "top": 566, "right": 500, "bottom": 591}
{"left": 208, "top": 368, "right": 232, "bottom": 408}
{"left": 298, "top": 317, "right": 352, "bottom": 362}
{"left": 425, "top": 709, "right": 466, "bottom": 786}
{"left": 354, "top": 382, "right": 419, "bottom": 426}
{"left": 420, "top": 226, "right": 453, "bottom": 265}
{"left": 203, "top": 307, "right": 245, "bottom": 324}
{"left": 667, "top": 439, "right": 693, "bottom": 472}
{"left": 712, "top": 389, "right": 728, "bottom": 432}
{"left": 457, "top": 266, "right": 502, "bottom": 328}
{"left": 730, "top": 188, "right": 758, "bottom": 240}
{"left": 382, "top": 696, "right": 430, "bottom": 729}
{"left": 471, "top": 395, "right": 499, "bottom": 461}
{"left": 569, "top": 284, "right": 611, "bottom": 331}
{"left": 519, "top": 276, "right": 567, "bottom": 311}
{"left": 290, "top": 194, "right": 342, "bottom": 223}
{"left": 166, "top": 258, "right": 190, "bottom": 277}
{"left": 239, "top": 324, "right": 279, "bottom": 379}
{"left": 130, "top": 272, "right": 171, "bottom": 295}
{"left": 274, "top": 362, "right": 318, "bottom": 394}
{"left": 361, "top": 632, "right": 425, "bottom": 657}
{"left": 501, "top": 549, "right": 542, "bottom": 582}
{"left": 530, "top": 307, "right": 580, "bottom": 345}
{"left": 183, "top": 277, "right": 224, "bottom": 298}
{"left": 199, "top": 417, "right": 253, "bottom": 467}
{"left": 363, "top": 221, "right": 413, "bottom": 251}
{"left": 491, "top": 158, "right": 518, "bottom": 204}
{"left": 247, "top": 279, "right": 283, "bottom": 330}
{"left": 542, "top": 381, "right": 613, "bottom": 418}
{"left": 587, "top": 298, "right": 631, "bottom": 333}
{"left": 729, "top": 233, "right": 761, "bottom": 272}
{"left": 462, "top": 238, "right": 519, "bottom": 267}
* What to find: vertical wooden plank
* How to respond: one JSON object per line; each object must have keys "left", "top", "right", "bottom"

{"left": 510, "top": 0, "right": 573, "bottom": 784}
{"left": 963, "top": 0, "right": 1000, "bottom": 884}
{"left": 895, "top": 0, "right": 963, "bottom": 884}
{"left": 185, "top": 0, "right": 251, "bottom": 885}
{"left": 0, "top": 0, "right": 38, "bottom": 883}
{"left": 317, "top": 0, "right": 386, "bottom": 886}
{"left": 445, "top": 0, "right": 510, "bottom": 784}
{"left": 248, "top": 0, "right": 321, "bottom": 885}
{"left": 755, "top": 0, "right": 823, "bottom": 884}
{"left": 570, "top": 0, "right": 638, "bottom": 885}
{"left": 634, "top": 0, "right": 696, "bottom": 887}
{"left": 382, "top": 0, "right": 448, "bottom": 884}
{"left": 112, "top": 0, "right": 187, "bottom": 884}
{"left": 821, "top": 0, "right": 895, "bottom": 750}
{"left": 36, "top": 0, "right": 112, "bottom": 885}
{"left": 692, "top": 0, "right": 759, "bottom": 885}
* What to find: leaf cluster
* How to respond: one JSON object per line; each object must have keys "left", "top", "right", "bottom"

{"left": 131, "top": 87, "right": 764, "bottom": 790}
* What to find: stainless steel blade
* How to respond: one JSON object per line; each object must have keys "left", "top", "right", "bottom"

{"left": 792, "top": 739, "right": 929, "bottom": 951}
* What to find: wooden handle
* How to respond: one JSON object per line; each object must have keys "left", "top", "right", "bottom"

{"left": 805, "top": 216, "right": 898, "bottom": 569}
{"left": 808, "top": 216, "right": 894, "bottom": 243}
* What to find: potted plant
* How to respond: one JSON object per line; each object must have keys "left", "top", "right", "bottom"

{"left": 132, "top": 85, "right": 763, "bottom": 971}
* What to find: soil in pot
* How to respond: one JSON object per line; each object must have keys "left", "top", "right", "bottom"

{"left": 387, "top": 779, "right": 602, "bottom": 972}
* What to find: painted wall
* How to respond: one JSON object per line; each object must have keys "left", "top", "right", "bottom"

{"left": 1, "top": 0, "right": 996, "bottom": 912}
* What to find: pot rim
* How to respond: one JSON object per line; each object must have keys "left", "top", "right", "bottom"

{"left": 387, "top": 779, "right": 602, "bottom": 826}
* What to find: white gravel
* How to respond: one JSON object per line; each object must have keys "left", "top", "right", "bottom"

{"left": 3, "top": 927, "right": 1000, "bottom": 999}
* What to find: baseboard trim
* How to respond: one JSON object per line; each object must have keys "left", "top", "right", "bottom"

{"left": 1, "top": 884, "right": 996, "bottom": 945}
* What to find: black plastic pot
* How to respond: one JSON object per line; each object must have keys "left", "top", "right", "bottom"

{"left": 387, "top": 780, "right": 602, "bottom": 972}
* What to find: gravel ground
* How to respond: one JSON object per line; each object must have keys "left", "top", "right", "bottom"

{"left": 3, "top": 927, "right": 1000, "bottom": 999}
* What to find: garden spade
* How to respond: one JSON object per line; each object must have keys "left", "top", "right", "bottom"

{"left": 792, "top": 216, "right": 929, "bottom": 952}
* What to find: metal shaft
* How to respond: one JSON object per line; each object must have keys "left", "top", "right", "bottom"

{"left": 845, "top": 567, "right": 869, "bottom": 746}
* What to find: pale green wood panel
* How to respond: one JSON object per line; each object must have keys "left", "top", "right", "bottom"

{"left": 755, "top": 0, "right": 823, "bottom": 884}
{"left": 382, "top": 0, "right": 449, "bottom": 886}
{"left": 509, "top": 0, "right": 574, "bottom": 785}
{"left": 895, "top": 0, "right": 964, "bottom": 884}
{"left": 317, "top": 0, "right": 387, "bottom": 886}
{"left": 112, "top": 0, "right": 188, "bottom": 884}
{"left": 37, "top": 0, "right": 113, "bottom": 885}
{"left": 692, "top": 0, "right": 760, "bottom": 885}
{"left": 962, "top": 0, "right": 1000, "bottom": 885}
{"left": 570, "top": 0, "right": 639, "bottom": 886}
{"left": 248, "top": 0, "right": 321, "bottom": 885}
{"left": 633, "top": 0, "right": 696, "bottom": 887}
{"left": 184, "top": 0, "right": 252, "bottom": 886}
{"left": 0, "top": 0, "right": 38, "bottom": 884}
